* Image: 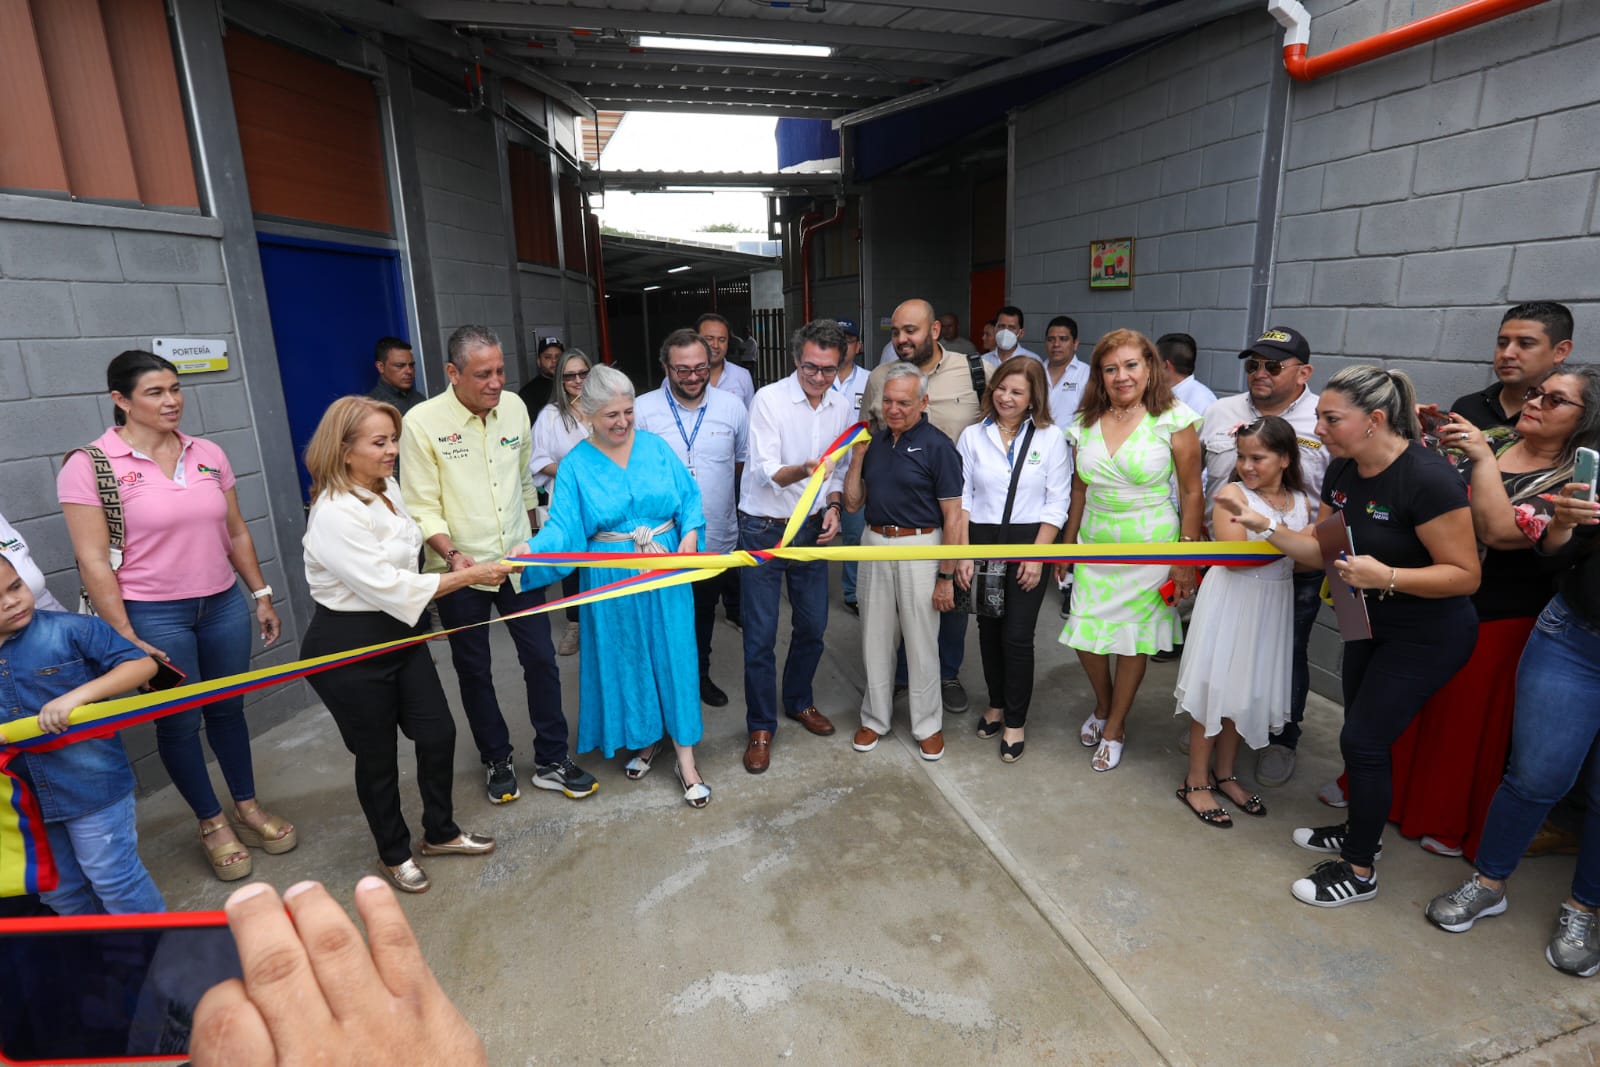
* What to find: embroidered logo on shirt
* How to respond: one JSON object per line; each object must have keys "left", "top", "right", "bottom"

{"left": 1365, "top": 501, "right": 1392, "bottom": 522}
{"left": 498, "top": 436, "right": 522, "bottom": 448}
{"left": 1297, "top": 437, "right": 1324, "bottom": 451}
{"left": 437, "top": 433, "right": 463, "bottom": 444}
{"left": 1027, "top": 450, "right": 1043, "bottom": 465}
{"left": 0, "top": 538, "right": 19, "bottom": 552}
{"left": 197, "top": 463, "right": 222, "bottom": 478}
{"left": 1331, "top": 489, "right": 1348, "bottom": 508}
{"left": 119, "top": 471, "right": 142, "bottom": 485}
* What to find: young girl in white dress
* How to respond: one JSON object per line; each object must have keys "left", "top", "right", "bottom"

{"left": 1174, "top": 416, "right": 1313, "bottom": 827}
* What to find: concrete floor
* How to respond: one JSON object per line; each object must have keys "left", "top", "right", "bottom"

{"left": 136, "top": 582, "right": 1600, "bottom": 1066}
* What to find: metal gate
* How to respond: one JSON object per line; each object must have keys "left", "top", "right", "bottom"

{"left": 751, "top": 307, "right": 788, "bottom": 386}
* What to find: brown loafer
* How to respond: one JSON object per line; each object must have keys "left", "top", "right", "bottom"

{"left": 918, "top": 732, "right": 946, "bottom": 761}
{"left": 786, "top": 705, "right": 836, "bottom": 737}
{"left": 744, "top": 730, "right": 772, "bottom": 774}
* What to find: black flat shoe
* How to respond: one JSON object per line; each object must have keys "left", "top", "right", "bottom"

{"left": 976, "top": 717, "right": 1003, "bottom": 740}
{"left": 1000, "top": 739, "right": 1025, "bottom": 763}
{"left": 1213, "top": 775, "right": 1267, "bottom": 817}
{"left": 700, "top": 675, "right": 728, "bottom": 707}
{"left": 1177, "top": 784, "right": 1232, "bottom": 828}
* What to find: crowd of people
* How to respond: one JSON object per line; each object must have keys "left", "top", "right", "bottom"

{"left": 3, "top": 298, "right": 1600, "bottom": 984}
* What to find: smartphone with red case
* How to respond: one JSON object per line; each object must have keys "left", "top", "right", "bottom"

{"left": 145, "top": 658, "right": 186, "bottom": 692}
{"left": 1159, "top": 577, "right": 1178, "bottom": 606}
{"left": 0, "top": 910, "right": 238, "bottom": 1064}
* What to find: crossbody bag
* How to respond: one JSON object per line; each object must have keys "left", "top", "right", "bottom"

{"left": 64, "top": 446, "right": 124, "bottom": 616}
{"left": 954, "top": 423, "right": 1034, "bottom": 618}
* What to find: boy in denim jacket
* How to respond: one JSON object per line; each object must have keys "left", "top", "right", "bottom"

{"left": 0, "top": 552, "right": 164, "bottom": 914}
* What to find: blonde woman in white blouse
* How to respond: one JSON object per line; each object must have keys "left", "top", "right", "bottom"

{"left": 301, "top": 396, "right": 511, "bottom": 894}
{"left": 529, "top": 348, "right": 595, "bottom": 656}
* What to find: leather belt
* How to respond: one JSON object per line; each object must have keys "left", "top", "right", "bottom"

{"left": 870, "top": 524, "right": 937, "bottom": 538}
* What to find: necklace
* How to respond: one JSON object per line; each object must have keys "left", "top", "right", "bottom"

{"left": 1257, "top": 486, "right": 1292, "bottom": 520}
{"left": 1109, "top": 403, "right": 1141, "bottom": 423}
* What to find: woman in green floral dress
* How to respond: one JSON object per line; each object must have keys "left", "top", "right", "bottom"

{"left": 1058, "top": 329, "right": 1204, "bottom": 772}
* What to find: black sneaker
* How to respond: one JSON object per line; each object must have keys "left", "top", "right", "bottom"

{"left": 532, "top": 758, "right": 599, "bottom": 799}
{"left": 700, "top": 674, "right": 729, "bottom": 707}
{"left": 843, "top": 600, "right": 859, "bottom": 616}
{"left": 1291, "top": 859, "right": 1377, "bottom": 908}
{"left": 1292, "top": 823, "right": 1383, "bottom": 860}
{"left": 486, "top": 758, "right": 520, "bottom": 804}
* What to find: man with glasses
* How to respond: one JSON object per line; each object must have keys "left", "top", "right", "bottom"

{"left": 859, "top": 299, "right": 993, "bottom": 716}
{"left": 1446, "top": 301, "right": 1574, "bottom": 431}
{"left": 635, "top": 328, "right": 749, "bottom": 708}
{"left": 1197, "top": 326, "right": 1327, "bottom": 788}
{"left": 737, "top": 319, "right": 855, "bottom": 773}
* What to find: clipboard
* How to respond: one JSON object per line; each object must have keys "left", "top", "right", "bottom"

{"left": 1314, "top": 511, "right": 1372, "bottom": 642}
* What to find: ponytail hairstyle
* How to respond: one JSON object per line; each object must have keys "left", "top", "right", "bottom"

{"left": 106, "top": 350, "right": 179, "bottom": 427}
{"left": 1324, "top": 364, "right": 1421, "bottom": 441}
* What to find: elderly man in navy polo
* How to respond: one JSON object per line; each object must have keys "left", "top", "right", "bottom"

{"left": 843, "top": 362, "right": 964, "bottom": 761}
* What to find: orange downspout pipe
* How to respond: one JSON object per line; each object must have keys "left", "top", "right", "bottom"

{"left": 1274, "top": 0, "right": 1554, "bottom": 82}
{"left": 799, "top": 199, "right": 846, "bottom": 324}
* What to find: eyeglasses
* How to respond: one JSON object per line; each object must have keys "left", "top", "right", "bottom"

{"left": 561, "top": 370, "right": 590, "bottom": 383}
{"left": 1524, "top": 386, "right": 1586, "bottom": 411}
{"left": 1244, "top": 358, "right": 1299, "bottom": 376}
{"left": 669, "top": 364, "right": 710, "bottom": 379}
{"left": 798, "top": 363, "right": 840, "bottom": 379}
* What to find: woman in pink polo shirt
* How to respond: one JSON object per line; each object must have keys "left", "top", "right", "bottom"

{"left": 59, "top": 350, "right": 297, "bottom": 882}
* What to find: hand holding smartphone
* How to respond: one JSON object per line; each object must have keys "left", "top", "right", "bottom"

{"left": 1575, "top": 446, "right": 1599, "bottom": 504}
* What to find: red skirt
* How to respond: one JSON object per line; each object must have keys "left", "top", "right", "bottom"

{"left": 1387, "top": 615, "right": 1535, "bottom": 861}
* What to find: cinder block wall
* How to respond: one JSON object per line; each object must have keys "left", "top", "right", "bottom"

{"left": 414, "top": 91, "right": 519, "bottom": 383}
{"left": 1274, "top": 0, "right": 1600, "bottom": 400}
{"left": 0, "top": 204, "right": 308, "bottom": 790}
{"left": 1011, "top": 13, "right": 1277, "bottom": 387}
{"left": 864, "top": 174, "right": 973, "bottom": 357}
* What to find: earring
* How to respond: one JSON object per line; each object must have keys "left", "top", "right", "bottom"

{"left": 1365, "top": 427, "right": 1373, "bottom": 438}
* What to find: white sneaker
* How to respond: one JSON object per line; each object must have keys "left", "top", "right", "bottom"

{"left": 1317, "top": 779, "right": 1349, "bottom": 808}
{"left": 1421, "top": 835, "right": 1464, "bottom": 857}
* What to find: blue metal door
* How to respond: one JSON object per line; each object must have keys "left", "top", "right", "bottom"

{"left": 257, "top": 233, "right": 408, "bottom": 499}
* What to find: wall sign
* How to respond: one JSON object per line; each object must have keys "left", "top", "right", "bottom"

{"left": 1089, "top": 238, "right": 1133, "bottom": 289}
{"left": 152, "top": 338, "right": 229, "bottom": 374}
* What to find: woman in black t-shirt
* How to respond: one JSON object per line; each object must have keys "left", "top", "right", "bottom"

{"left": 1219, "top": 365, "right": 1480, "bottom": 909}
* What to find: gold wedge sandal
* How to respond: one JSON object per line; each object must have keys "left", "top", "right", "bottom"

{"left": 230, "top": 803, "right": 298, "bottom": 855}
{"left": 199, "top": 817, "right": 253, "bottom": 881}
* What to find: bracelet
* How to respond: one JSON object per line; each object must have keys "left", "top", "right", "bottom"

{"left": 826, "top": 501, "right": 842, "bottom": 512}
{"left": 445, "top": 549, "right": 462, "bottom": 561}
{"left": 1377, "top": 568, "right": 1398, "bottom": 599}
{"left": 250, "top": 585, "right": 273, "bottom": 600}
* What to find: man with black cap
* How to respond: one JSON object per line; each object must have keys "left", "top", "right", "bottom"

{"left": 517, "top": 337, "right": 565, "bottom": 414}
{"left": 832, "top": 316, "right": 870, "bottom": 613}
{"left": 1197, "top": 326, "right": 1327, "bottom": 788}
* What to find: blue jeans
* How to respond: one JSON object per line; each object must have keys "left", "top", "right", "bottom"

{"left": 739, "top": 511, "right": 829, "bottom": 734}
{"left": 840, "top": 506, "right": 866, "bottom": 604}
{"left": 1270, "top": 571, "right": 1326, "bottom": 750}
{"left": 1476, "top": 595, "right": 1600, "bottom": 906}
{"left": 435, "top": 580, "right": 567, "bottom": 767}
{"left": 40, "top": 793, "right": 166, "bottom": 915}
{"left": 124, "top": 588, "right": 255, "bottom": 822}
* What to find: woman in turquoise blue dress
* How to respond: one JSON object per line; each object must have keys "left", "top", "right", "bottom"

{"left": 519, "top": 365, "right": 712, "bottom": 807}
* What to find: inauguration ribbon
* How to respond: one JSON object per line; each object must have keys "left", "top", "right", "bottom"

{"left": 0, "top": 420, "right": 1276, "bottom": 896}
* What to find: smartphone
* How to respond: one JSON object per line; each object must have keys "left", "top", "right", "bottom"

{"left": 1159, "top": 577, "right": 1178, "bottom": 606}
{"left": 1576, "top": 446, "right": 1599, "bottom": 504}
{"left": 144, "top": 658, "right": 186, "bottom": 692}
{"left": 1419, "top": 409, "right": 1445, "bottom": 451}
{"left": 0, "top": 910, "right": 239, "bottom": 1064}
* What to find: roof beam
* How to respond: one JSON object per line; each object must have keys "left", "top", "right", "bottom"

{"left": 557, "top": 68, "right": 892, "bottom": 98}
{"left": 400, "top": 0, "right": 1031, "bottom": 57}
{"left": 500, "top": 43, "right": 947, "bottom": 81}
{"left": 583, "top": 98, "right": 846, "bottom": 120}
{"left": 592, "top": 171, "right": 838, "bottom": 192}
{"left": 850, "top": 0, "right": 1129, "bottom": 25}
{"left": 584, "top": 87, "right": 854, "bottom": 109}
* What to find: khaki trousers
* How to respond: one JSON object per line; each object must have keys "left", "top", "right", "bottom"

{"left": 858, "top": 528, "right": 944, "bottom": 741}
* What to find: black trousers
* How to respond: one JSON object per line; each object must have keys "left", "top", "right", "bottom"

{"left": 691, "top": 569, "right": 739, "bottom": 676}
{"left": 1338, "top": 598, "right": 1477, "bottom": 868}
{"left": 969, "top": 522, "right": 1048, "bottom": 729}
{"left": 302, "top": 606, "right": 461, "bottom": 866}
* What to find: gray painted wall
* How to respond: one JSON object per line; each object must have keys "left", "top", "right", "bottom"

{"left": 1011, "top": 13, "right": 1277, "bottom": 389}
{"left": 863, "top": 175, "right": 971, "bottom": 358}
{"left": 0, "top": 199, "right": 306, "bottom": 789}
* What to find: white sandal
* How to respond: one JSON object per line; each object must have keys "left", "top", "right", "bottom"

{"left": 1080, "top": 713, "right": 1108, "bottom": 748}
{"left": 1092, "top": 738, "right": 1124, "bottom": 773}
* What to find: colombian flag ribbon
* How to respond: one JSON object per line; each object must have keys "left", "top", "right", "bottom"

{"left": 0, "top": 420, "right": 1277, "bottom": 896}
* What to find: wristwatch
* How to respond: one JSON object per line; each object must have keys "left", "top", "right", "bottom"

{"left": 1261, "top": 517, "right": 1280, "bottom": 538}
{"left": 250, "top": 585, "right": 273, "bottom": 600}
{"left": 936, "top": 572, "right": 954, "bottom": 582}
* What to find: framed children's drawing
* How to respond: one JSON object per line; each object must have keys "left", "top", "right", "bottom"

{"left": 1089, "top": 238, "right": 1133, "bottom": 289}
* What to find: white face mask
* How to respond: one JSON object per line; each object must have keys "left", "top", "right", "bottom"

{"left": 995, "top": 328, "right": 1019, "bottom": 351}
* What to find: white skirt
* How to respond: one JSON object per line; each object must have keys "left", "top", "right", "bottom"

{"left": 1172, "top": 563, "right": 1293, "bottom": 750}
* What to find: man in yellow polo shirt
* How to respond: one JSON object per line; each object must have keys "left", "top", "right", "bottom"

{"left": 401, "top": 324, "right": 597, "bottom": 804}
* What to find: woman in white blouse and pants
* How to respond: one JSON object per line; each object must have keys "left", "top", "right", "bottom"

{"left": 301, "top": 397, "right": 509, "bottom": 893}
{"left": 955, "top": 359, "right": 1072, "bottom": 763}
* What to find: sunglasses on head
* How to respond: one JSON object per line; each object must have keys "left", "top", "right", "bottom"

{"left": 1244, "top": 357, "right": 1299, "bottom": 376}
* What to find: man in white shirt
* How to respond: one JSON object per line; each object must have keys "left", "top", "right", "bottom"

{"left": 939, "top": 313, "right": 978, "bottom": 357}
{"left": 1042, "top": 315, "right": 1092, "bottom": 432}
{"left": 832, "top": 317, "right": 870, "bottom": 614}
{"left": 981, "top": 306, "right": 1041, "bottom": 367}
{"left": 1159, "top": 332, "right": 1218, "bottom": 417}
{"left": 698, "top": 313, "right": 755, "bottom": 409}
{"left": 738, "top": 319, "right": 855, "bottom": 774}
{"left": 400, "top": 325, "right": 596, "bottom": 805}
{"left": 858, "top": 299, "right": 991, "bottom": 715}
{"left": 1196, "top": 325, "right": 1325, "bottom": 788}
{"left": 635, "top": 328, "right": 749, "bottom": 710}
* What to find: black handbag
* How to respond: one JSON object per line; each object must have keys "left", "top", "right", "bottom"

{"left": 954, "top": 425, "right": 1033, "bottom": 618}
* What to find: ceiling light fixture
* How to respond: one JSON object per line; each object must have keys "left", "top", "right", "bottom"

{"left": 644, "top": 284, "right": 663, "bottom": 291}
{"left": 667, "top": 265, "right": 693, "bottom": 273}
{"left": 637, "top": 34, "right": 832, "bottom": 58}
